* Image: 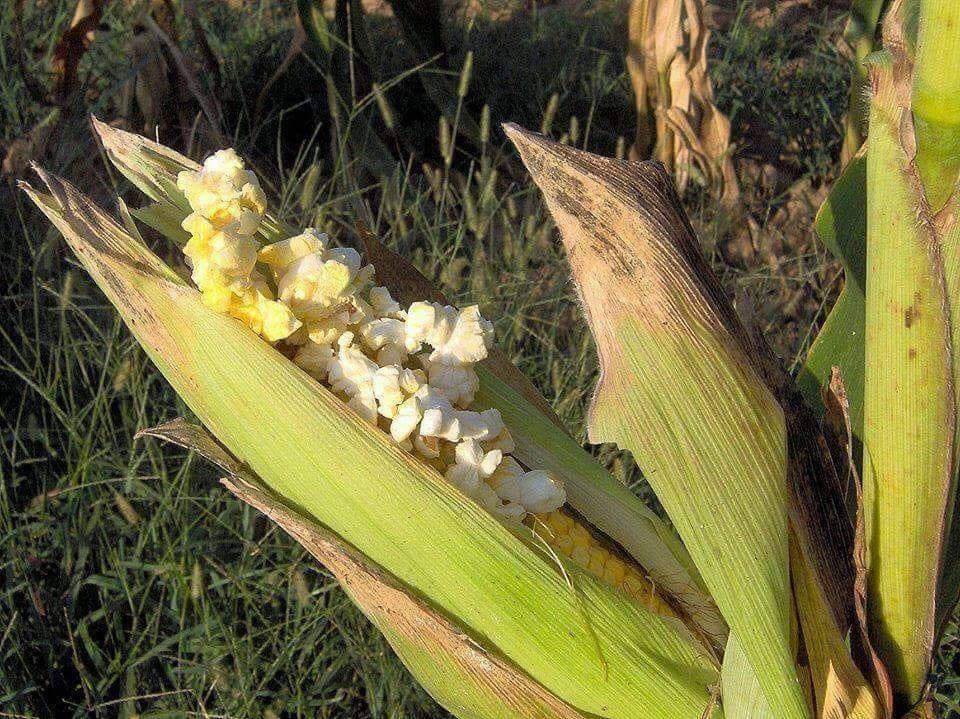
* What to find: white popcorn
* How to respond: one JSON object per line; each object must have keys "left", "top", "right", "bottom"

{"left": 260, "top": 229, "right": 375, "bottom": 328}
{"left": 372, "top": 366, "right": 422, "bottom": 419}
{"left": 446, "top": 438, "right": 502, "bottom": 481}
{"left": 361, "top": 318, "right": 406, "bottom": 348}
{"left": 373, "top": 366, "right": 404, "bottom": 418}
{"left": 421, "top": 357, "right": 479, "bottom": 407}
{"left": 391, "top": 396, "right": 422, "bottom": 443}
{"left": 258, "top": 228, "right": 327, "bottom": 279}
{"left": 483, "top": 427, "right": 516, "bottom": 454}
{"left": 368, "top": 286, "right": 402, "bottom": 318}
{"left": 493, "top": 500, "right": 527, "bottom": 524}
{"left": 177, "top": 148, "right": 266, "bottom": 236}
{"left": 429, "top": 305, "right": 493, "bottom": 366}
{"left": 404, "top": 302, "right": 456, "bottom": 352}
{"left": 415, "top": 386, "right": 462, "bottom": 441}
{"left": 277, "top": 253, "right": 360, "bottom": 322}
{"left": 488, "top": 457, "right": 526, "bottom": 504}
{"left": 420, "top": 407, "right": 462, "bottom": 441}
{"left": 517, "top": 470, "right": 566, "bottom": 513}
{"left": 293, "top": 341, "right": 334, "bottom": 380}
{"left": 348, "top": 390, "right": 379, "bottom": 424}
{"left": 446, "top": 441, "right": 502, "bottom": 500}
{"left": 473, "top": 481, "right": 502, "bottom": 513}
{"left": 457, "top": 408, "right": 505, "bottom": 441}
{"left": 404, "top": 302, "right": 493, "bottom": 367}
{"left": 488, "top": 460, "right": 565, "bottom": 514}
{"left": 359, "top": 318, "right": 408, "bottom": 366}
{"left": 327, "top": 334, "right": 378, "bottom": 402}
{"left": 413, "top": 434, "right": 440, "bottom": 459}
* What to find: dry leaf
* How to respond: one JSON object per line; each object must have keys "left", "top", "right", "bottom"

{"left": 52, "top": 0, "right": 106, "bottom": 103}
{"left": 626, "top": 0, "right": 739, "bottom": 206}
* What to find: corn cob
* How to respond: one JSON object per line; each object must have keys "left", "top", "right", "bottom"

{"left": 533, "top": 509, "right": 673, "bottom": 615}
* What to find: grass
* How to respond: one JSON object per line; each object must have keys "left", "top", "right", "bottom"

{"left": 1, "top": 0, "right": 956, "bottom": 716}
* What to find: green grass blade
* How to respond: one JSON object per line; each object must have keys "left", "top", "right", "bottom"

{"left": 862, "top": 51, "right": 955, "bottom": 707}
{"left": 505, "top": 124, "right": 809, "bottom": 719}
{"left": 22, "top": 169, "right": 723, "bottom": 719}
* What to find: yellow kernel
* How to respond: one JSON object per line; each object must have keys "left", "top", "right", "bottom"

{"left": 602, "top": 557, "right": 628, "bottom": 586}
{"left": 547, "top": 510, "right": 574, "bottom": 535}
{"left": 587, "top": 547, "right": 607, "bottom": 575}
{"left": 570, "top": 545, "right": 591, "bottom": 567}
{"left": 570, "top": 524, "right": 592, "bottom": 548}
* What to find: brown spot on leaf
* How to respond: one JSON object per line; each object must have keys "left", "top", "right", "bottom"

{"left": 904, "top": 293, "right": 921, "bottom": 328}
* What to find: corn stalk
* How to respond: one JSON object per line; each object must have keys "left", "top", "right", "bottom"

{"left": 626, "top": 0, "right": 738, "bottom": 206}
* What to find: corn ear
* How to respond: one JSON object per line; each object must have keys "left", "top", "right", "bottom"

{"left": 22, "top": 168, "right": 723, "bottom": 719}
{"left": 505, "top": 124, "right": 808, "bottom": 719}
{"left": 862, "top": 46, "right": 955, "bottom": 706}
{"left": 91, "top": 116, "right": 727, "bottom": 649}
{"left": 790, "top": 535, "right": 882, "bottom": 719}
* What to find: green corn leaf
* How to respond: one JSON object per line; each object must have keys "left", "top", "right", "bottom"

{"left": 22, "top": 168, "right": 723, "bottom": 719}
{"left": 862, "top": 49, "right": 955, "bottom": 708}
{"left": 505, "top": 124, "right": 808, "bottom": 719}
{"left": 798, "top": 151, "right": 867, "bottom": 440}
{"left": 92, "top": 117, "right": 727, "bottom": 648}
{"left": 840, "top": 0, "right": 890, "bottom": 161}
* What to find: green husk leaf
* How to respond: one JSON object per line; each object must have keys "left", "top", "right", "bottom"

{"left": 504, "top": 124, "right": 808, "bottom": 719}
{"left": 22, "top": 168, "right": 723, "bottom": 719}
{"left": 936, "top": 189, "right": 960, "bottom": 634}
{"left": 916, "top": 0, "right": 960, "bottom": 649}
{"left": 137, "top": 418, "right": 594, "bottom": 719}
{"left": 862, "top": 50, "right": 955, "bottom": 707}
{"left": 911, "top": 0, "right": 960, "bottom": 210}
{"left": 720, "top": 634, "right": 772, "bottom": 719}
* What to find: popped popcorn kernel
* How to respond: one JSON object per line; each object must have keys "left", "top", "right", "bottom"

{"left": 179, "top": 148, "right": 568, "bottom": 533}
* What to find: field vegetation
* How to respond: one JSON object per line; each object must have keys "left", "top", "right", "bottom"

{"left": 3, "top": 0, "right": 959, "bottom": 716}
